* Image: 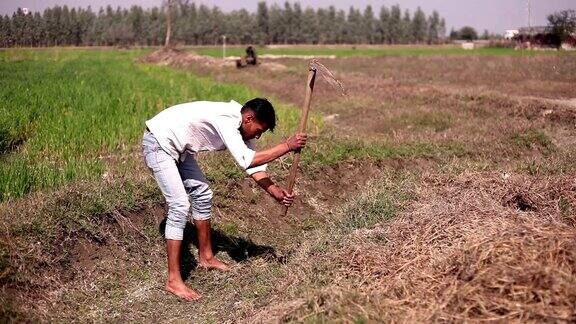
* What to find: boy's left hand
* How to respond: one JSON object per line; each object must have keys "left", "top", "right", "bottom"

{"left": 268, "top": 185, "right": 295, "bottom": 206}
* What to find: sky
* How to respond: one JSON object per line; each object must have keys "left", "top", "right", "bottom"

{"left": 1, "top": 0, "right": 575, "bottom": 34}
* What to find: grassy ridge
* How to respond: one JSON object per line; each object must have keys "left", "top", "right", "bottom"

{"left": 0, "top": 49, "right": 302, "bottom": 200}
{"left": 192, "top": 46, "right": 547, "bottom": 58}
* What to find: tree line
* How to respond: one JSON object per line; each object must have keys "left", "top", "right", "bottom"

{"left": 0, "top": 1, "right": 447, "bottom": 47}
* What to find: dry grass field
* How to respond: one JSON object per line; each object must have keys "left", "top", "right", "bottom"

{"left": 2, "top": 47, "right": 575, "bottom": 322}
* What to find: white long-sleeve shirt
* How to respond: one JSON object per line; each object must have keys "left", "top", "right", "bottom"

{"left": 145, "top": 100, "right": 267, "bottom": 175}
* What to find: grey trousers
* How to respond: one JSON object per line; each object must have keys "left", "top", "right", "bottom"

{"left": 142, "top": 131, "right": 213, "bottom": 240}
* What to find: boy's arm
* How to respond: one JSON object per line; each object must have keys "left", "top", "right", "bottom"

{"left": 249, "top": 133, "right": 307, "bottom": 168}
{"left": 212, "top": 115, "right": 306, "bottom": 171}
{"left": 251, "top": 171, "right": 295, "bottom": 207}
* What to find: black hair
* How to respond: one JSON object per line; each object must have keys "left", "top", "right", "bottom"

{"left": 241, "top": 98, "right": 276, "bottom": 132}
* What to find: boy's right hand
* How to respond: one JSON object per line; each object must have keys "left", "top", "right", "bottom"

{"left": 286, "top": 133, "right": 308, "bottom": 151}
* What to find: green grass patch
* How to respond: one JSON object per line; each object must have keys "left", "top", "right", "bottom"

{"left": 511, "top": 129, "right": 555, "bottom": 155}
{"left": 0, "top": 118, "right": 35, "bottom": 154}
{"left": 0, "top": 172, "right": 163, "bottom": 299}
{"left": 333, "top": 183, "right": 397, "bottom": 233}
{"left": 329, "top": 173, "right": 416, "bottom": 234}
{"left": 6, "top": 177, "right": 158, "bottom": 242}
{"left": 191, "top": 46, "right": 557, "bottom": 58}
{"left": 392, "top": 111, "right": 454, "bottom": 132}
{"left": 559, "top": 196, "right": 573, "bottom": 218}
{"left": 0, "top": 299, "right": 26, "bottom": 323}
{"left": 301, "top": 137, "right": 468, "bottom": 168}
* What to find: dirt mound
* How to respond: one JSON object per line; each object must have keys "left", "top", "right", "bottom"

{"left": 139, "top": 48, "right": 235, "bottom": 68}
{"left": 140, "top": 49, "right": 287, "bottom": 71}
{"left": 336, "top": 172, "right": 576, "bottom": 321}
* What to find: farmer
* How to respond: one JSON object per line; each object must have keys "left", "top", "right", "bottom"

{"left": 142, "top": 98, "right": 307, "bottom": 301}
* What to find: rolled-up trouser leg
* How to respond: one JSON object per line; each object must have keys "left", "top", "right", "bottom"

{"left": 178, "top": 152, "right": 212, "bottom": 221}
{"left": 142, "top": 131, "right": 189, "bottom": 240}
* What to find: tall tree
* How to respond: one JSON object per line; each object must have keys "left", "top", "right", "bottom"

{"left": 180, "top": 2, "right": 198, "bottom": 44}
{"left": 0, "top": 15, "right": 8, "bottom": 47}
{"left": 69, "top": 8, "right": 82, "bottom": 46}
{"left": 210, "top": 6, "right": 225, "bottom": 44}
{"left": 164, "top": 0, "right": 173, "bottom": 47}
{"left": 148, "top": 6, "right": 165, "bottom": 45}
{"left": 225, "top": 8, "right": 253, "bottom": 44}
{"left": 256, "top": 1, "right": 269, "bottom": 44}
{"left": 449, "top": 27, "right": 458, "bottom": 40}
{"left": 411, "top": 7, "right": 426, "bottom": 43}
{"left": 301, "top": 7, "right": 318, "bottom": 44}
{"left": 268, "top": 4, "right": 282, "bottom": 44}
{"left": 1, "top": 2, "right": 448, "bottom": 47}
{"left": 326, "top": 6, "right": 339, "bottom": 43}
{"left": 363, "top": 5, "right": 376, "bottom": 44}
{"left": 378, "top": 6, "right": 390, "bottom": 44}
{"left": 195, "top": 5, "right": 212, "bottom": 44}
{"left": 316, "top": 8, "right": 327, "bottom": 43}
{"left": 78, "top": 7, "right": 95, "bottom": 45}
{"left": 290, "top": 2, "right": 303, "bottom": 43}
{"left": 401, "top": 9, "right": 412, "bottom": 43}
{"left": 60, "top": 6, "right": 73, "bottom": 45}
{"left": 427, "top": 10, "right": 440, "bottom": 44}
{"left": 547, "top": 9, "right": 576, "bottom": 49}
{"left": 458, "top": 26, "right": 478, "bottom": 40}
{"left": 31, "top": 12, "right": 45, "bottom": 46}
{"left": 91, "top": 7, "right": 106, "bottom": 45}
{"left": 346, "top": 6, "right": 363, "bottom": 43}
{"left": 389, "top": 5, "right": 402, "bottom": 43}
{"left": 129, "top": 5, "right": 145, "bottom": 45}
{"left": 439, "top": 18, "right": 446, "bottom": 41}
{"left": 335, "top": 9, "right": 346, "bottom": 43}
{"left": 281, "top": 2, "right": 293, "bottom": 43}
{"left": 11, "top": 8, "right": 25, "bottom": 46}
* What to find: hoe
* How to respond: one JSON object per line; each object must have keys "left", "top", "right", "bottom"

{"left": 283, "top": 59, "right": 344, "bottom": 216}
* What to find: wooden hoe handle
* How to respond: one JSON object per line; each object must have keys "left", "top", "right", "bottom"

{"left": 283, "top": 65, "right": 317, "bottom": 216}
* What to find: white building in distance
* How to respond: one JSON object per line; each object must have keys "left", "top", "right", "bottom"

{"left": 504, "top": 29, "right": 519, "bottom": 40}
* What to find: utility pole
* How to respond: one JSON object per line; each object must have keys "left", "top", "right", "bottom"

{"left": 222, "top": 35, "right": 226, "bottom": 59}
{"left": 527, "top": 0, "right": 532, "bottom": 29}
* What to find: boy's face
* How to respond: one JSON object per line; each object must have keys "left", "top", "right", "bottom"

{"left": 240, "top": 112, "right": 268, "bottom": 140}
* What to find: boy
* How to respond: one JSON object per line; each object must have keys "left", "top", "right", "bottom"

{"left": 142, "top": 98, "right": 307, "bottom": 301}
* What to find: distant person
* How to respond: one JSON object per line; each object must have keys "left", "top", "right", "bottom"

{"left": 236, "top": 46, "right": 258, "bottom": 68}
{"left": 245, "top": 45, "right": 257, "bottom": 65}
{"left": 142, "top": 98, "right": 307, "bottom": 301}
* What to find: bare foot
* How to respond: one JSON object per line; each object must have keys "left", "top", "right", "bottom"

{"left": 166, "top": 279, "right": 201, "bottom": 301}
{"left": 199, "top": 256, "right": 230, "bottom": 271}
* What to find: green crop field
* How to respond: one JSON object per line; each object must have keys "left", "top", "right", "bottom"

{"left": 0, "top": 48, "right": 301, "bottom": 200}
{"left": 191, "top": 45, "right": 547, "bottom": 58}
{"left": 0, "top": 46, "right": 559, "bottom": 201}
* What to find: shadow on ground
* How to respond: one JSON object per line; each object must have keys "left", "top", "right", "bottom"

{"left": 159, "top": 219, "right": 286, "bottom": 279}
